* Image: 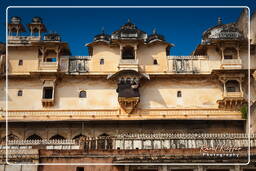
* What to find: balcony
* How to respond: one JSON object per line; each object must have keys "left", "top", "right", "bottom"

{"left": 41, "top": 98, "right": 54, "bottom": 107}
{"left": 39, "top": 61, "right": 58, "bottom": 72}
{"left": 118, "top": 59, "right": 139, "bottom": 71}
{"left": 225, "top": 91, "right": 243, "bottom": 98}
{"left": 221, "top": 59, "right": 242, "bottom": 69}
{"left": 8, "top": 36, "right": 41, "bottom": 44}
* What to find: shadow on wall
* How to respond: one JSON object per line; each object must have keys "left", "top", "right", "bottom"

{"left": 138, "top": 79, "right": 168, "bottom": 108}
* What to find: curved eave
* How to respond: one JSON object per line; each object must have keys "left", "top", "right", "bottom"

{"left": 85, "top": 40, "right": 110, "bottom": 47}
{"left": 107, "top": 70, "right": 150, "bottom": 80}
{"left": 147, "top": 39, "right": 175, "bottom": 47}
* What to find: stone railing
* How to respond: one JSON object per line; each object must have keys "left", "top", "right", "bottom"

{"left": 118, "top": 59, "right": 139, "bottom": 71}
{"left": 221, "top": 59, "right": 242, "bottom": 69}
{"left": 39, "top": 60, "right": 58, "bottom": 71}
{"left": 68, "top": 56, "right": 90, "bottom": 73}
{"left": 1, "top": 139, "right": 80, "bottom": 150}
{"left": 225, "top": 92, "right": 243, "bottom": 98}
{"left": 168, "top": 55, "right": 208, "bottom": 73}
{"left": 82, "top": 133, "right": 256, "bottom": 150}
{"left": 3, "top": 133, "right": 254, "bottom": 151}
{"left": 8, "top": 36, "right": 41, "bottom": 44}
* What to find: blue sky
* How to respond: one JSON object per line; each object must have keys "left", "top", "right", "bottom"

{"left": 1, "top": 0, "right": 255, "bottom": 56}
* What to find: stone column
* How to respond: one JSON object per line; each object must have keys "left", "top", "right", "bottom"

{"left": 236, "top": 47, "right": 240, "bottom": 59}
{"left": 221, "top": 47, "right": 224, "bottom": 60}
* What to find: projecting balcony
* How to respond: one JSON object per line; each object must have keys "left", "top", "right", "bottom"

{"left": 221, "top": 59, "right": 242, "bottom": 69}
{"left": 39, "top": 61, "right": 58, "bottom": 72}
{"left": 118, "top": 59, "right": 139, "bottom": 71}
{"left": 224, "top": 91, "right": 243, "bottom": 98}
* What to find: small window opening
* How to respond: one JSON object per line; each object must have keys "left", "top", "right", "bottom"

{"left": 26, "top": 134, "right": 42, "bottom": 140}
{"left": 43, "top": 87, "right": 53, "bottom": 99}
{"left": 122, "top": 46, "right": 135, "bottom": 59}
{"left": 49, "top": 134, "right": 65, "bottom": 140}
{"left": 153, "top": 59, "right": 158, "bottom": 65}
{"left": 166, "top": 46, "right": 170, "bottom": 56}
{"left": 224, "top": 48, "right": 238, "bottom": 59}
{"left": 100, "top": 58, "right": 104, "bottom": 65}
{"left": 18, "top": 60, "right": 23, "bottom": 66}
{"left": 177, "top": 91, "right": 182, "bottom": 97}
{"left": 76, "top": 167, "right": 84, "bottom": 171}
{"left": 79, "top": 91, "right": 87, "bottom": 98}
{"left": 46, "top": 58, "right": 57, "bottom": 62}
{"left": 17, "top": 90, "right": 23, "bottom": 96}
{"left": 226, "top": 80, "right": 240, "bottom": 92}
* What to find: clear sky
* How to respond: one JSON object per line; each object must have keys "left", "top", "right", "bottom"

{"left": 1, "top": 0, "right": 255, "bottom": 56}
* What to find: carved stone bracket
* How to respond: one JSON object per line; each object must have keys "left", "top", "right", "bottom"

{"left": 217, "top": 97, "right": 247, "bottom": 110}
{"left": 118, "top": 97, "right": 140, "bottom": 114}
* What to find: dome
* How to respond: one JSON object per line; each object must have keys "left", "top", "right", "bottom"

{"left": 111, "top": 19, "right": 147, "bottom": 40}
{"left": 94, "top": 32, "right": 111, "bottom": 42}
{"left": 202, "top": 22, "right": 244, "bottom": 43}
{"left": 31, "top": 17, "right": 43, "bottom": 24}
{"left": 147, "top": 29, "right": 165, "bottom": 43}
{"left": 11, "top": 16, "right": 21, "bottom": 24}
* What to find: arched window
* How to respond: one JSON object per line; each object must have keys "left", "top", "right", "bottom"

{"left": 226, "top": 80, "right": 240, "bottom": 92}
{"left": 122, "top": 46, "right": 135, "bottom": 59}
{"left": 153, "top": 59, "right": 158, "bottom": 65}
{"left": 2, "top": 134, "right": 19, "bottom": 142}
{"left": 49, "top": 134, "right": 65, "bottom": 140}
{"left": 100, "top": 58, "right": 104, "bottom": 65}
{"left": 177, "top": 91, "right": 182, "bottom": 97}
{"left": 17, "top": 90, "right": 23, "bottom": 96}
{"left": 224, "top": 48, "right": 238, "bottom": 59}
{"left": 79, "top": 90, "right": 87, "bottom": 98}
{"left": 26, "top": 134, "right": 42, "bottom": 140}
{"left": 73, "top": 134, "right": 86, "bottom": 140}
{"left": 97, "top": 133, "right": 112, "bottom": 150}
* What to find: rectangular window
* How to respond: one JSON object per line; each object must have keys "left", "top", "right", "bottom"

{"left": 43, "top": 87, "right": 53, "bottom": 99}
{"left": 18, "top": 60, "right": 23, "bottom": 66}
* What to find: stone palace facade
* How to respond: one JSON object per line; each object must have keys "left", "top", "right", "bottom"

{"left": 0, "top": 9, "right": 256, "bottom": 171}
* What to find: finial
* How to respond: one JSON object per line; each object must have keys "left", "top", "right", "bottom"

{"left": 218, "top": 17, "right": 222, "bottom": 25}
{"left": 153, "top": 28, "right": 157, "bottom": 34}
{"left": 128, "top": 18, "right": 131, "bottom": 23}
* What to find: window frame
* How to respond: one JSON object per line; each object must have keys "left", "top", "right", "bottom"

{"left": 17, "top": 90, "right": 23, "bottom": 96}
{"left": 100, "top": 58, "right": 104, "bottom": 65}
{"left": 42, "top": 87, "right": 54, "bottom": 99}
{"left": 79, "top": 90, "right": 87, "bottom": 98}
{"left": 18, "top": 59, "right": 23, "bottom": 66}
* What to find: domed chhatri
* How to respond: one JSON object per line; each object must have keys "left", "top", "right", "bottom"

{"left": 111, "top": 19, "right": 147, "bottom": 40}
{"left": 93, "top": 27, "right": 111, "bottom": 42}
{"left": 146, "top": 28, "right": 165, "bottom": 43}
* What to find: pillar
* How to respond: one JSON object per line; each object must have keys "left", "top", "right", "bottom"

{"left": 221, "top": 47, "right": 224, "bottom": 61}
{"left": 236, "top": 47, "right": 240, "bottom": 59}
